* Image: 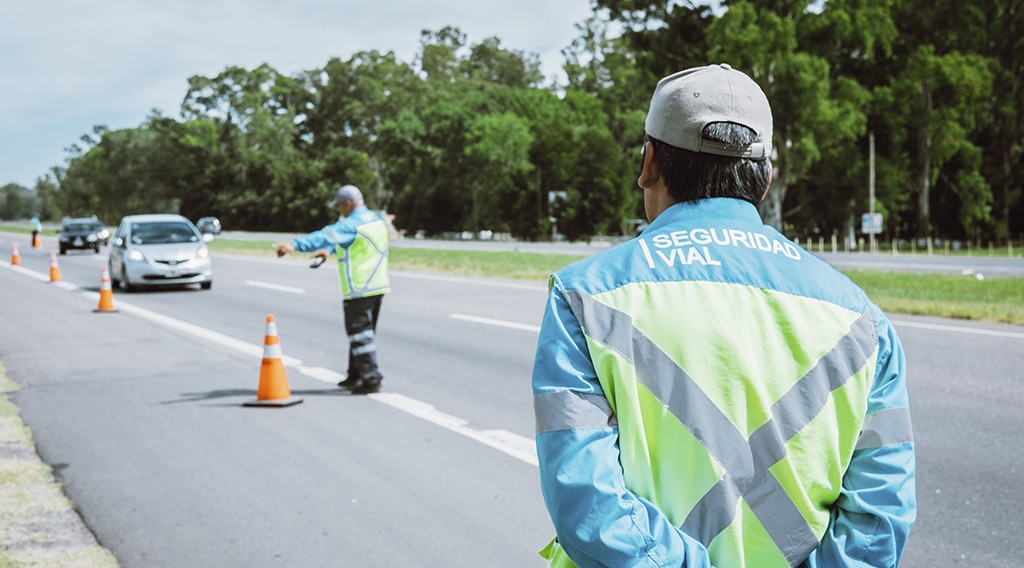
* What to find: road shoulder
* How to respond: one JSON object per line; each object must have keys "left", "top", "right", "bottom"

{"left": 0, "top": 366, "right": 119, "bottom": 567}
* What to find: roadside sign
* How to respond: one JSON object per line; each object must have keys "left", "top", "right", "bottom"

{"left": 861, "top": 212, "right": 883, "bottom": 235}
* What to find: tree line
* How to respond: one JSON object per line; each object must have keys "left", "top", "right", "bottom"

{"left": 4, "top": 1, "right": 1021, "bottom": 245}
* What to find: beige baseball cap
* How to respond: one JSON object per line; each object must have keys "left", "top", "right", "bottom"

{"left": 644, "top": 63, "right": 772, "bottom": 160}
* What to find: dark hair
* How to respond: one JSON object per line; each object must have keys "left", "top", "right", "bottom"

{"left": 648, "top": 123, "right": 772, "bottom": 205}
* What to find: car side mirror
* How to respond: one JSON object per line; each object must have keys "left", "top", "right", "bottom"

{"left": 113, "top": 237, "right": 124, "bottom": 247}
{"left": 202, "top": 233, "right": 214, "bottom": 243}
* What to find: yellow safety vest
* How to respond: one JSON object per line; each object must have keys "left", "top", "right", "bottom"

{"left": 336, "top": 218, "right": 390, "bottom": 300}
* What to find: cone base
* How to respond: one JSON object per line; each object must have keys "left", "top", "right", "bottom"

{"left": 93, "top": 308, "right": 119, "bottom": 313}
{"left": 244, "top": 396, "right": 304, "bottom": 407}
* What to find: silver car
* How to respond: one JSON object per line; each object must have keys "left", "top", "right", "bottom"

{"left": 108, "top": 214, "right": 214, "bottom": 291}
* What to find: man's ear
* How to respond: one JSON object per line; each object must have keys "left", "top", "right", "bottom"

{"left": 760, "top": 167, "right": 773, "bottom": 202}
{"left": 638, "top": 141, "right": 661, "bottom": 189}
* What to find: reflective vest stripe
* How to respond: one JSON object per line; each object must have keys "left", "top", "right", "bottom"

{"left": 356, "top": 222, "right": 389, "bottom": 291}
{"left": 856, "top": 406, "right": 914, "bottom": 450}
{"left": 535, "top": 390, "right": 617, "bottom": 434}
{"left": 560, "top": 288, "right": 877, "bottom": 565}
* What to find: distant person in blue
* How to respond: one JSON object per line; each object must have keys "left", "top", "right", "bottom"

{"left": 273, "top": 185, "right": 391, "bottom": 394}
{"left": 31, "top": 215, "right": 42, "bottom": 248}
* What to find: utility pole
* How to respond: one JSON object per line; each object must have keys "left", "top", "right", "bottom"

{"left": 869, "top": 132, "right": 876, "bottom": 253}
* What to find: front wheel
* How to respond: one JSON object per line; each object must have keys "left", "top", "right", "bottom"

{"left": 200, "top": 280, "right": 212, "bottom": 290}
{"left": 120, "top": 267, "right": 135, "bottom": 292}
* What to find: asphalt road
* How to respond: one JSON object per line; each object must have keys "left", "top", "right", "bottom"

{"left": 2, "top": 231, "right": 1023, "bottom": 567}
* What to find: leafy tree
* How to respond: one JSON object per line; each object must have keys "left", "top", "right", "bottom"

{"left": 873, "top": 0, "right": 997, "bottom": 239}
{"left": 0, "top": 183, "right": 37, "bottom": 220}
{"left": 461, "top": 37, "right": 544, "bottom": 88}
{"left": 176, "top": 63, "right": 364, "bottom": 230}
{"left": 463, "top": 112, "right": 535, "bottom": 232}
{"left": 57, "top": 124, "right": 181, "bottom": 221}
{"left": 977, "top": 0, "right": 1024, "bottom": 242}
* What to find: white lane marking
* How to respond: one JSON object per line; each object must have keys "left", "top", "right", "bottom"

{"left": 450, "top": 313, "right": 540, "bottom": 333}
{"left": 4, "top": 264, "right": 49, "bottom": 281}
{"left": 245, "top": 280, "right": 306, "bottom": 294}
{"left": 395, "top": 270, "right": 546, "bottom": 291}
{"left": 892, "top": 319, "right": 1024, "bottom": 340}
{"left": 112, "top": 301, "right": 304, "bottom": 364}
{"left": 291, "top": 364, "right": 538, "bottom": 466}
{"left": 0, "top": 261, "right": 539, "bottom": 466}
{"left": 369, "top": 392, "right": 538, "bottom": 466}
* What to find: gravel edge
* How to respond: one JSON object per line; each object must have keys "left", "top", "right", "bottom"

{"left": 0, "top": 365, "right": 119, "bottom": 567}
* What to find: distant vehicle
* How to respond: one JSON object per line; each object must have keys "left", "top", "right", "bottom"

{"left": 196, "top": 216, "right": 222, "bottom": 235}
{"left": 58, "top": 217, "right": 109, "bottom": 254}
{"left": 108, "top": 214, "right": 214, "bottom": 292}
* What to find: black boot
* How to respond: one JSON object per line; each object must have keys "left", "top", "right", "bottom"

{"left": 337, "top": 376, "right": 361, "bottom": 389}
{"left": 350, "top": 379, "right": 381, "bottom": 395}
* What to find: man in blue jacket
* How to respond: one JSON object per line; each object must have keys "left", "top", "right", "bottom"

{"left": 531, "top": 64, "right": 916, "bottom": 567}
{"left": 274, "top": 185, "right": 391, "bottom": 394}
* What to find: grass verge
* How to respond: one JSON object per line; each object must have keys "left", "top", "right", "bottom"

{"left": 206, "top": 238, "right": 1024, "bottom": 326}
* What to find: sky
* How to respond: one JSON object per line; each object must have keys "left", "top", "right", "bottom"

{"left": 0, "top": 0, "right": 595, "bottom": 189}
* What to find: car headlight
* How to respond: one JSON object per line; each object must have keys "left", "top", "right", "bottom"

{"left": 197, "top": 246, "right": 209, "bottom": 259}
{"left": 87, "top": 234, "right": 98, "bottom": 242}
{"left": 127, "top": 249, "right": 146, "bottom": 262}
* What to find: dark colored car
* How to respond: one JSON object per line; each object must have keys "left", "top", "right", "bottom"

{"left": 58, "top": 218, "right": 109, "bottom": 254}
{"left": 196, "top": 216, "right": 222, "bottom": 235}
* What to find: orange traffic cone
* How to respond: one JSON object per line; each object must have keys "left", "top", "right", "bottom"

{"left": 32, "top": 233, "right": 41, "bottom": 249}
{"left": 94, "top": 267, "right": 117, "bottom": 313}
{"left": 244, "top": 314, "right": 302, "bottom": 407}
{"left": 9, "top": 244, "right": 20, "bottom": 266}
{"left": 48, "top": 252, "right": 61, "bottom": 282}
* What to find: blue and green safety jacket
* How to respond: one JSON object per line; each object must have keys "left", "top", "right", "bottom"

{"left": 291, "top": 205, "right": 390, "bottom": 300}
{"left": 532, "top": 198, "right": 915, "bottom": 567}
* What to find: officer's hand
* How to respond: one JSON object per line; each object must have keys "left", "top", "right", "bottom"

{"left": 272, "top": 242, "right": 294, "bottom": 257}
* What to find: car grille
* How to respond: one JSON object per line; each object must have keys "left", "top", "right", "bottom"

{"left": 143, "top": 272, "right": 202, "bottom": 281}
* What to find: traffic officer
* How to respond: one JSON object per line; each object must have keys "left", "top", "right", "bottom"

{"left": 274, "top": 184, "right": 390, "bottom": 394}
{"left": 531, "top": 64, "right": 916, "bottom": 566}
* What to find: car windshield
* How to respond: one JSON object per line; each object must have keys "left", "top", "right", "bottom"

{"left": 65, "top": 223, "right": 99, "bottom": 232}
{"left": 130, "top": 222, "right": 199, "bottom": 245}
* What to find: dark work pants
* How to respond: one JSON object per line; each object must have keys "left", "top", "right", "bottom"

{"left": 344, "top": 295, "right": 384, "bottom": 384}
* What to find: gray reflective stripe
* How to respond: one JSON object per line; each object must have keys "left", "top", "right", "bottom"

{"left": 534, "top": 390, "right": 617, "bottom": 434}
{"left": 350, "top": 330, "right": 374, "bottom": 342}
{"left": 562, "top": 288, "right": 877, "bottom": 565}
{"left": 357, "top": 222, "right": 389, "bottom": 290}
{"left": 351, "top": 343, "right": 376, "bottom": 356}
{"left": 856, "top": 406, "right": 913, "bottom": 450}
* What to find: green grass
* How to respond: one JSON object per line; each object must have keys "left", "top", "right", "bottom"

{"left": 842, "top": 270, "right": 1024, "bottom": 325}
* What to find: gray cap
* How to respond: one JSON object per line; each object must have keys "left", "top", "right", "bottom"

{"left": 644, "top": 63, "right": 772, "bottom": 160}
{"left": 328, "top": 184, "right": 364, "bottom": 207}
